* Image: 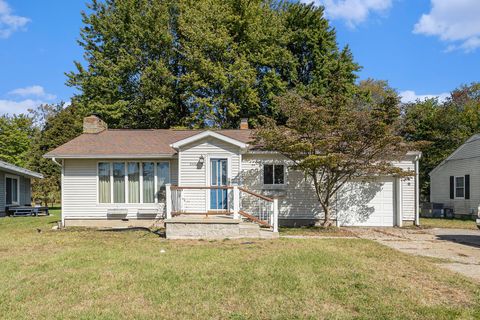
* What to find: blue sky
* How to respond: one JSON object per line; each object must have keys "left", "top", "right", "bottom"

{"left": 0, "top": 0, "right": 479, "bottom": 115}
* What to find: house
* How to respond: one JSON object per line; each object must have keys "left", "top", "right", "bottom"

{"left": 44, "top": 115, "right": 420, "bottom": 236}
{"left": 430, "top": 134, "right": 480, "bottom": 219}
{"left": 0, "top": 160, "right": 43, "bottom": 216}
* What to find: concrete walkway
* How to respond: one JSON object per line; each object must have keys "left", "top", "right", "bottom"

{"left": 352, "top": 227, "right": 480, "bottom": 282}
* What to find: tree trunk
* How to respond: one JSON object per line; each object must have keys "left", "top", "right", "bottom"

{"left": 322, "top": 204, "right": 333, "bottom": 227}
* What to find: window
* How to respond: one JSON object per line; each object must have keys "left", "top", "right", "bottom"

{"left": 455, "top": 176, "right": 465, "bottom": 198}
{"left": 157, "top": 162, "right": 170, "bottom": 201}
{"left": 98, "top": 163, "right": 111, "bottom": 203}
{"left": 128, "top": 162, "right": 140, "bottom": 203}
{"left": 263, "top": 164, "right": 285, "bottom": 185}
{"left": 5, "top": 175, "right": 19, "bottom": 205}
{"left": 143, "top": 162, "right": 155, "bottom": 203}
{"left": 113, "top": 162, "right": 125, "bottom": 203}
{"left": 98, "top": 161, "right": 170, "bottom": 204}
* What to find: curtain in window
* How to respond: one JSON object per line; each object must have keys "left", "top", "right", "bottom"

{"left": 157, "top": 162, "right": 170, "bottom": 202}
{"left": 98, "top": 163, "right": 111, "bottom": 203}
{"left": 128, "top": 162, "right": 140, "bottom": 203}
{"left": 113, "top": 162, "right": 125, "bottom": 203}
{"left": 143, "top": 162, "right": 155, "bottom": 203}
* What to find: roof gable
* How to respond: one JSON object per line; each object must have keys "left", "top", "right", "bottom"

{"left": 430, "top": 134, "right": 480, "bottom": 175}
{"left": 44, "top": 129, "right": 253, "bottom": 159}
{"left": 170, "top": 130, "right": 248, "bottom": 149}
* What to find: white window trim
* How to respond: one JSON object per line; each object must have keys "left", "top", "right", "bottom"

{"left": 262, "top": 163, "right": 286, "bottom": 189}
{"left": 97, "top": 161, "right": 171, "bottom": 205}
{"left": 454, "top": 176, "right": 465, "bottom": 199}
{"left": 5, "top": 174, "right": 20, "bottom": 205}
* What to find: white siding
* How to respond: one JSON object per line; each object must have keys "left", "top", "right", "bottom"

{"left": 392, "top": 160, "right": 416, "bottom": 221}
{"left": 430, "top": 157, "right": 479, "bottom": 216}
{"left": 178, "top": 137, "right": 241, "bottom": 212}
{"left": 63, "top": 158, "right": 178, "bottom": 219}
{"left": 241, "top": 153, "right": 323, "bottom": 220}
{"left": 241, "top": 154, "right": 417, "bottom": 223}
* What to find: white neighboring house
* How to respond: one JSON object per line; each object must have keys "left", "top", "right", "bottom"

{"left": 430, "top": 134, "right": 480, "bottom": 219}
{"left": 44, "top": 115, "right": 421, "bottom": 229}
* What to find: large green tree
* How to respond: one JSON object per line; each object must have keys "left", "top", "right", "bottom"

{"left": 0, "top": 114, "right": 35, "bottom": 167}
{"left": 28, "top": 103, "right": 83, "bottom": 205}
{"left": 67, "top": 0, "right": 357, "bottom": 128}
{"left": 401, "top": 83, "right": 480, "bottom": 201}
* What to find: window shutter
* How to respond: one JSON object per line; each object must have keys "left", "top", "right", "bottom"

{"left": 465, "top": 175, "right": 470, "bottom": 199}
{"left": 450, "top": 176, "right": 454, "bottom": 199}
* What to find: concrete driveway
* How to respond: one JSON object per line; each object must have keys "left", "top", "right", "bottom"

{"left": 352, "top": 227, "right": 480, "bottom": 282}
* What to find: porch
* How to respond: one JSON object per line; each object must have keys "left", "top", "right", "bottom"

{"left": 164, "top": 184, "right": 279, "bottom": 239}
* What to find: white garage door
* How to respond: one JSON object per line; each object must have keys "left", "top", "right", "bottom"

{"left": 336, "top": 178, "right": 395, "bottom": 227}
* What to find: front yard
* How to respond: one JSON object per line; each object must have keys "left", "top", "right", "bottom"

{"left": 0, "top": 211, "right": 479, "bottom": 319}
{"left": 420, "top": 217, "right": 478, "bottom": 230}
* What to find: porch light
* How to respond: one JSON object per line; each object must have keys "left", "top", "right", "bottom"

{"left": 199, "top": 155, "right": 205, "bottom": 165}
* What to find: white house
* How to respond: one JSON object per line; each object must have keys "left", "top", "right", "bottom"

{"left": 44, "top": 115, "right": 420, "bottom": 235}
{"left": 430, "top": 134, "right": 480, "bottom": 219}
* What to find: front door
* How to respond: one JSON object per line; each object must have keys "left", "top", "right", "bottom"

{"left": 210, "top": 159, "right": 228, "bottom": 210}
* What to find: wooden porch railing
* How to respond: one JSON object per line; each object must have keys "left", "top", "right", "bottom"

{"left": 165, "top": 184, "right": 278, "bottom": 232}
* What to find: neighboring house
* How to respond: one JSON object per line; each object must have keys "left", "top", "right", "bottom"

{"left": 44, "top": 115, "right": 421, "bottom": 229}
{"left": 0, "top": 160, "right": 44, "bottom": 216}
{"left": 430, "top": 134, "right": 480, "bottom": 219}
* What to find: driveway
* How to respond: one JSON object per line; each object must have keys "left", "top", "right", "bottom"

{"left": 352, "top": 227, "right": 480, "bottom": 282}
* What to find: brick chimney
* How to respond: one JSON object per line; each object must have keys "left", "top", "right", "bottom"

{"left": 83, "top": 115, "right": 108, "bottom": 134}
{"left": 240, "top": 118, "right": 249, "bottom": 130}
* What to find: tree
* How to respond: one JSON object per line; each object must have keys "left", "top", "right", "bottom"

{"left": 401, "top": 82, "right": 480, "bottom": 200}
{"left": 28, "top": 103, "right": 83, "bottom": 206}
{"left": 256, "top": 89, "right": 412, "bottom": 226}
{"left": 0, "top": 114, "right": 35, "bottom": 167}
{"left": 67, "top": 0, "right": 356, "bottom": 129}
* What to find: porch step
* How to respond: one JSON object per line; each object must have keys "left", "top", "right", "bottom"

{"left": 165, "top": 218, "right": 277, "bottom": 239}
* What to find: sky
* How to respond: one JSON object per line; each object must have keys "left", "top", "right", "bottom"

{"left": 0, "top": 0, "right": 479, "bottom": 115}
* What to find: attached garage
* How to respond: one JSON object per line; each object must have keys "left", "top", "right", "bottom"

{"left": 336, "top": 178, "right": 396, "bottom": 227}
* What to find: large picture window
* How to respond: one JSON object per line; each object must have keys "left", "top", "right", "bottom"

{"left": 98, "top": 161, "right": 170, "bottom": 204}
{"left": 128, "top": 162, "right": 140, "bottom": 203}
{"left": 143, "top": 162, "right": 155, "bottom": 203}
{"left": 157, "top": 162, "right": 170, "bottom": 201}
{"left": 263, "top": 164, "right": 285, "bottom": 185}
{"left": 98, "top": 162, "right": 111, "bottom": 203}
{"left": 113, "top": 162, "right": 125, "bottom": 203}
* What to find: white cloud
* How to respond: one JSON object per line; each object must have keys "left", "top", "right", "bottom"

{"left": 0, "top": 99, "right": 45, "bottom": 115}
{"left": 0, "top": 0, "right": 30, "bottom": 38}
{"left": 8, "top": 85, "right": 56, "bottom": 100}
{"left": 301, "top": 0, "right": 393, "bottom": 27}
{"left": 414, "top": 0, "right": 480, "bottom": 52}
{"left": 399, "top": 90, "right": 449, "bottom": 104}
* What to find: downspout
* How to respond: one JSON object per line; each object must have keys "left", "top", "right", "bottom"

{"left": 52, "top": 158, "right": 64, "bottom": 227}
{"left": 414, "top": 154, "right": 422, "bottom": 226}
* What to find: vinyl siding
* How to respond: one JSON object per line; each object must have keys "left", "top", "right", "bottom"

{"left": 178, "top": 137, "right": 241, "bottom": 212}
{"left": 0, "top": 171, "right": 4, "bottom": 215}
{"left": 63, "top": 158, "right": 178, "bottom": 219}
{"left": 241, "top": 153, "right": 323, "bottom": 220}
{"left": 242, "top": 154, "right": 417, "bottom": 222}
{"left": 430, "top": 157, "right": 479, "bottom": 216}
{"left": 19, "top": 176, "right": 31, "bottom": 205}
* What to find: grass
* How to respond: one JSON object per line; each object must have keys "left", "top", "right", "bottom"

{"left": 420, "top": 217, "right": 479, "bottom": 230}
{"left": 0, "top": 210, "right": 479, "bottom": 319}
{"left": 280, "top": 226, "right": 356, "bottom": 237}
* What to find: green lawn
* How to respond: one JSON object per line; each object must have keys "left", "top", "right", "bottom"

{"left": 0, "top": 210, "right": 479, "bottom": 319}
{"left": 280, "top": 226, "right": 356, "bottom": 237}
{"left": 420, "top": 217, "right": 479, "bottom": 230}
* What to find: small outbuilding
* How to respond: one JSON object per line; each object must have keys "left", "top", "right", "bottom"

{"left": 0, "top": 160, "right": 43, "bottom": 216}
